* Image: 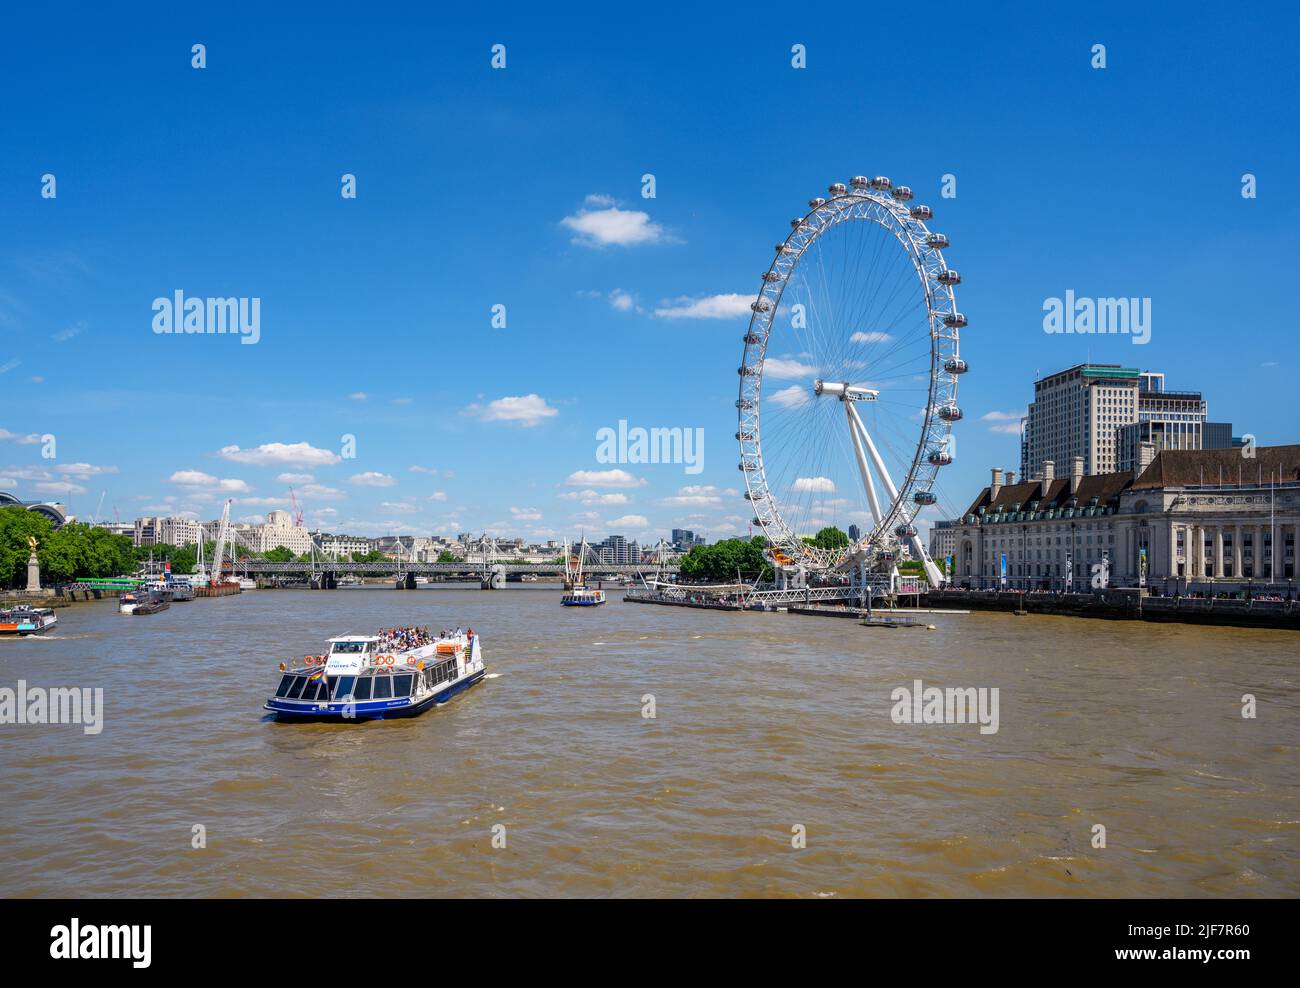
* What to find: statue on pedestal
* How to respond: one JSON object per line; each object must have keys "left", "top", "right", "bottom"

{"left": 26, "top": 534, "right": 41, "bottom": 594}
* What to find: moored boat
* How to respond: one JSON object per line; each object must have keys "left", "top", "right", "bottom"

{"left": 0, "top": 605, "right": 58, "bottom": 635}
{"left": 560, "top": 535, "right": 606, "bottom": 607}
{"left": 265, "top": 626, "right": 486, "bottom": 721}
{"left": 121, "top": 591, "right": 169, "bottom": 615}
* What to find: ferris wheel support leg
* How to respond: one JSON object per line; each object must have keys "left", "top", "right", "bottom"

{"left": 845, "top": 403, "right": 883, "bottom": 526}
{"left": 846, "top": 402, "right": 900, "bottom": 503}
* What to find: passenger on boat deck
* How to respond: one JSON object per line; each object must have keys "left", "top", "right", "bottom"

{"left": 376, "top": 625, "right": 434, "bottom": 652}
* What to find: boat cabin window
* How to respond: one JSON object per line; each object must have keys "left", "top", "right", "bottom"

{"left": 373, "top": 676, "right": 392, "bottom": 700}
{"left": 352, "top": 675, "right": 373, "bottom": 700}
{"left": 275, "top": 675, "right": 295, "bottom": 697}
{"left": 393, "top": 674, "right": 413, "bottom": 697}
{"left": 300, "top": 679, "right": 324, "bottom": 702}
{"left": 287, "top": 676, "right": 308, "bottom": 700}
{"left": 332, "top": 676, "right": 355, "bottom": 701}
{"left": 331, "top": 641, "right": 367, "bottom": 654}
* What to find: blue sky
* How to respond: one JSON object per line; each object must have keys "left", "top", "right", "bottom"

{"left": 2, "top": 3, "right": 1296, "bottom": 543}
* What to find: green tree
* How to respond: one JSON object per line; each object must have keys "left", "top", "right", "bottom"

{"left": 810, "top": 526, "right": 849, "bottom": 551}
{"left": 678, "top": 537, "right": 772, "bottom": 582}
{"left": 264, "top": 545, "right": 295, "bottom": 562}
{"left": 437, "top": 551, "right": 463, "bottom": 563}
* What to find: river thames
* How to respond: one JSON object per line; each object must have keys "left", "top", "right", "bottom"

{"left": 1, "top": 586, "right": 1296, "bottom": 897}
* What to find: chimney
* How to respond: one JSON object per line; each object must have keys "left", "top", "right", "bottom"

{"left": 990, "top": 467, "right": 1003, "bottom": 501}
{"left": 1041, "top": 460, "right": 1055, "bottom": 497}
{"left": 1005, "top": 470, "right": 1016, "bottom": 486}
{"left": 1137, "top": 441, "right": 1156, "bottom": 474}
{"left": 1070, "top": 455, "right": 1084, "bottom": 495}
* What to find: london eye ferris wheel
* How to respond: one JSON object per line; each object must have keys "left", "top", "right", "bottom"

{"left": 737, "top": 175, "right": 967, "bottom": 585}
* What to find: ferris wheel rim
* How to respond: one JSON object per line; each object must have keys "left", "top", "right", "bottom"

{"left": 736, "top": 180, "right": 964, "bottom": 571}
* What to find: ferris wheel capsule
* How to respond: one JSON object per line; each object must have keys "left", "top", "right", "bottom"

{"left": 762, "top": 271, "right": 782, "bottom": 282}
{"left": 943, "top": 312, "right": 967, "bottom": 329}
{"left": 944, "top": 357, "right": 969, "bottom": 374}
{"left": 871, "top": 176, "right": 892, "bottom": 190}
{"left": 928, "top": 449, "right": 954, "bottom": 466}
{"left": 751, "top": 298, "right": 772, "bottom": 312}
{"left": 925, "top": 232, "right": 950, "bottom": 248}
{"left": 828, "top": 182, "right": 847, "bottom": 196}
{"left": 910, "top": 205, "right": 933, "bottom": 220}
{"left": 895, "top": 524, "right": 918, "bottom": 538}
{"left": 891, "top": 186, "right": 913, "bottom": 201}
{"left": 744, "top": 332, "right": 761, "bottom": 344}
{"left": 938, "top": 404, "right": 964, "bottom": 422}
{"left": 850, "top": 175, "right": 870, "bottom": 189}
{"left": 809, "top": 197, "right": 827, "bottom": 208}
{"left": 936, "top": 269, "right": 961, "bottom": 285}
{"left": 913, "top": 491, "right": 938, "bottom": 506}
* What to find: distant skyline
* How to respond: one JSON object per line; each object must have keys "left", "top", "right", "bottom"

{"left": 2, "top": 4, "right": 1296, "bottom": 541}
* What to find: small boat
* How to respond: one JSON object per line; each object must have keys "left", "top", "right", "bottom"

{"left": 0, "top": 605, "right": 58, "bottom": 636}
{"left": 121, "top": 591, "right": 169, "bottom": 615}
{"left": 560, "top": 535, "right": 606, "bottom": 607}
{"left": 265, "top": 627, "right": 486, "bottom": 721}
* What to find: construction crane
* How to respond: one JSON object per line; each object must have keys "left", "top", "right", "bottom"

{"left": 288, "top": 487, "right": 305, "bottom": 528}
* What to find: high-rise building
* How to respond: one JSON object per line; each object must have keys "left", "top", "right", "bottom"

{"left": 594, "top": 534, "right": 641, "bottom": 564}
{"left": 671, "top": 528, "right": 704, "bottom": 551}
{"left": 848, "top": 524, "right": 861, "bottom": 542}
{"left": 1023, "top": 364, "right": 1212, "bottom": 479}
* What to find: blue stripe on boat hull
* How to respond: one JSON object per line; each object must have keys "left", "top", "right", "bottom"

{"left": 265, "top": 669, "right": 486, "bottom": 722}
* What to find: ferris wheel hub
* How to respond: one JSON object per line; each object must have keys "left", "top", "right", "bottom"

{"left": 813, "top": 379, "right": 878, "bottom": 401}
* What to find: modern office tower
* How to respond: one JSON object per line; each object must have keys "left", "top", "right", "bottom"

{"left": 1023, "top": 364, "right": 1211, "bottom": 478}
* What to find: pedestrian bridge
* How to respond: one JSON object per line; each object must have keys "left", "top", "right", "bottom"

{"left": 239, "top": 561, "right": 674, "bottom": 577}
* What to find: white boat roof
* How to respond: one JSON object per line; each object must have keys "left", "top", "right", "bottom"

{"left": 328, "top": 635, "right": 379, "bottom": 643}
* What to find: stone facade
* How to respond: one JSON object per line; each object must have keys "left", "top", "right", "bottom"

{"left": 950, "top": 445, "right": 1300, "bottom": 593}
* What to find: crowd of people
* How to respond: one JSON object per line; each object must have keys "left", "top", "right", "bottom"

{"left": 376, "top": 626, "right": 433, "bottom": 652}
{"left": 374, "top": 625, "right": 474, "bottom": 653}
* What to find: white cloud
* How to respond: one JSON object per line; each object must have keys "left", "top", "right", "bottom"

{"left": 391, "top": 397, "right": 413, "bottom": 406}
{"left": 510, "top": 506, "right": 543, "bottom": 521}
{"left": 850, "top": 331, "right": 892, "bottom": 344}
{"left": 380, "top": 501, "right": 418, "bottom": 513}
{"left": 792, "top": 476, "right": 835, "bottom": 493}
{"left": 276, "top": 472, "right": 315, "bottom": 484}
{"left": 347, "top": 392, "right": 368, "bottom": 401}
{"left": 564, "top": 469, "right": 646, "bottom": 488}
{"left": 33, "top": 480, "right": 86, "bottom": 495}
{"left": 658, "top": 484, "right": 734, "bottom": 507}
{"left": 561, "top": 200, "right": 670, "bottom": 248}
{"left": 607, "top": 514, "right": 650, "bottom": 529}
{"left": 982, "top": 410, "right": 1026, "bottom": 435}
{"left": 768, "top": 384, "right": 811, "bottom": 409}
{"left": 55, "top": 462, "right": 118, "bottom": 479}
{"left": 560, "top": 489, "right": 629, "bottom": 506}
{"left": 763, "top": 356, "right": 816, "bottom": 379}
{"left": 653, "top": 293, "right": 751, "bottom": 319}
{"left": 218, "top": 442, "right": 342, "bottom": 467}
{"left": 300, "top": 483, "right": 346, "bottom": 500}
{"left": 0, "top": 359, "right": 21, "bottom": 374}
{"left": 428, "top": 491, "right": 448, "bottom": 502}
{"left": 52, "top": 320, "right": 87, "bottom": 343}
{"left": 408, "top": 465, "right": 439, "bottom": 475}
{"left": 609, "top": 289, "right": 636, "bottom": 312}
{"left": 463, "top": 394, "right": 559, "bottom": 427}
{"left": 0, "top": 428, "right": 43, "bottom": 445}
{"left": 349, "top": 471, "right": 397, "bottom": 488}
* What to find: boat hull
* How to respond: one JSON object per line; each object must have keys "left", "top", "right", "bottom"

{"left": 265, "top": 669, "right": 486, "bottom": 722}
{"left": 0, "top": 618, "right": 57, "bottom": 635}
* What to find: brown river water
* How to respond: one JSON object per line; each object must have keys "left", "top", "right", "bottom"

{"left": 1, "top": 586, "right": 1296, "bottom": 898}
